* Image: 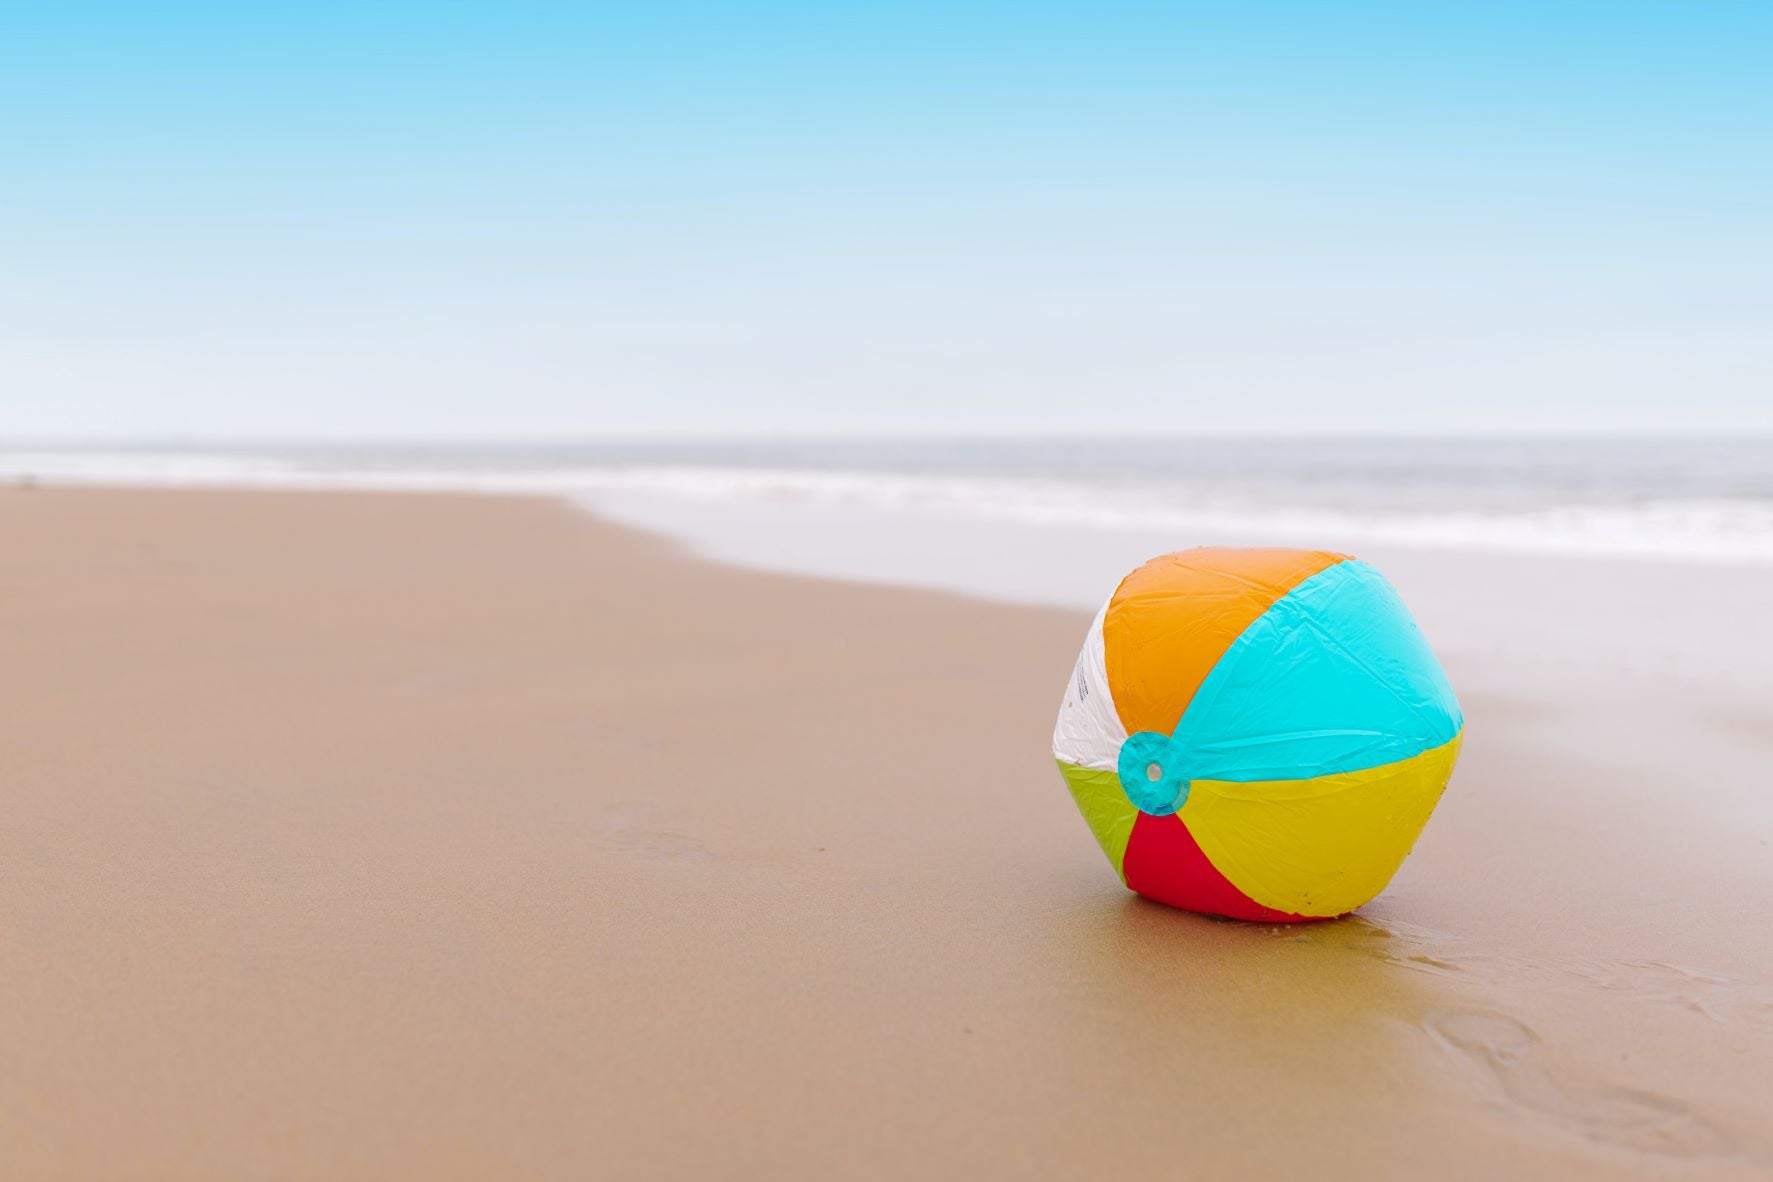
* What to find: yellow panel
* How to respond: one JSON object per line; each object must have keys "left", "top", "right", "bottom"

{"left": 1183, "top": 733, "right": 1462, "bottom": 917}
{"left": 1056, "top": 759, "right": 1139, "bottom": 883}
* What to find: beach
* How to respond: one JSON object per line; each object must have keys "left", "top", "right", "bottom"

{"left": 3, "top": 484, "right": 1771, "bottom": 1180}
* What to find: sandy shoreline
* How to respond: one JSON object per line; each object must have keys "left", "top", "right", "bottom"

{"left": 3, "top": 486, "right": 1769, "bottom": 1179}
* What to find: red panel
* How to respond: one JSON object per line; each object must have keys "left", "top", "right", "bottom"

{"left": 1123, "top": 812, "right": 1321, "bottom": 923}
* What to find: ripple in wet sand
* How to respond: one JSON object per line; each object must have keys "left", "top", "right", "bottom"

{"left": 1428, "top": 1010, "right": 1737, "bottom": 1159}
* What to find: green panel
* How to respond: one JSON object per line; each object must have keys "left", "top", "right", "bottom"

{"left": 1056, "top": 759, "right": 1138, "bottom": 883}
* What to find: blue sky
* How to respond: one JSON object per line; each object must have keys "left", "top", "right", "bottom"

{"left": 3, "top": 2, "right": 1770, "bottom": 437}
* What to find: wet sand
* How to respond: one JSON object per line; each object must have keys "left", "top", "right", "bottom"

{"left": 2, "top": 486, "right": 1770, "bottom": 1179}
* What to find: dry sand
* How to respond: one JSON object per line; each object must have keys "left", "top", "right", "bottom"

{"left": 2, "top": 486, "right": 1770, "bottom": 1180}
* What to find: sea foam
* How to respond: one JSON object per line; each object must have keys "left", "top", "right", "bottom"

{"left": 3, "top": 445, "right": 1771, "bottom": 565}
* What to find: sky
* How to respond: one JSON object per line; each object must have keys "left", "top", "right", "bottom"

{"left": 3, "top": 2, "right": 1770, "bottom": 439}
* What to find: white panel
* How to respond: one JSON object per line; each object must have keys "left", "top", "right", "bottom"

{"left": 1051, "top": 595, "right": 1127, "bottom": 771}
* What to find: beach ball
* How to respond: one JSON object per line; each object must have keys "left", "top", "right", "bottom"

{"left": 1053, "top": 547, "right": 1462, "bottom": 921}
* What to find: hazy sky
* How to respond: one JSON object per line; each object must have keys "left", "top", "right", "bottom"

{"left": 4, "top": 2, "right": 1770, "bottom": 438}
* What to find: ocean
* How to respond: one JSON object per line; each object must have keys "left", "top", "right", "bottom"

{"left": 4, "top": 436, "right": 1770, "bottom": 567}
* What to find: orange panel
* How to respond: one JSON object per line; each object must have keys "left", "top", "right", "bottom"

{"left": 1103, "top": 547, "right": 1348, "bottom": 735}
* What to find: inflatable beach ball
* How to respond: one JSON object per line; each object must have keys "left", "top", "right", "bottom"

{"left": 1053, "top": 547, "right": 1463, "bottom": 921}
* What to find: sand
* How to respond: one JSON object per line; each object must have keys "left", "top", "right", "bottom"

{"left": 2, "top": 486, "right": 1770, "bottom": 1180}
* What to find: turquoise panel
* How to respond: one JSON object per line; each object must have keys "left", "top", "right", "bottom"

{"left": 1169, "top": 560, "right": 1462, "bottom": 782}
